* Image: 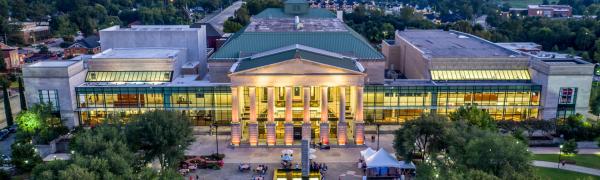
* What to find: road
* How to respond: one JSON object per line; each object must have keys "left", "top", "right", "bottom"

{"left": 202, "top": 1, "right": 244, "bottom": 33}
{"left": 0, "top": 134, "right": 14, "bottom": 157}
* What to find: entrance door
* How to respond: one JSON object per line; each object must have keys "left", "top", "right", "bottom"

{"left": 293, "top": 126, "right": 302, "bottom": 140}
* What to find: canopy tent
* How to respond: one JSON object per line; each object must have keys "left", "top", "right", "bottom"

{"left": 282, "top": 154, "right": 293, "bottom": 161}
{"left": 365, "top": 149, "right": 402, "bottom": 168}
{"left": 360, "top": 147, "right": 376, "bottom": 159}
{"left": 398, "top": 161, "right": 416, "bottom": 169}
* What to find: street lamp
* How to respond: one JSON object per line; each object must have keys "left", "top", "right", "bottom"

{"left": 558, "top": 144, "right": 563, "bottom": 168}
{"left": 213, "top": 123, "right": 219, "bottom": 155}
{"left": 376, "top": 124, "right": 381, "bottom": 150}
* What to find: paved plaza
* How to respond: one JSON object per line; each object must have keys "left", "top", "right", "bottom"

{"left": 184, "top": 133, "right": 397, "bottom": 180}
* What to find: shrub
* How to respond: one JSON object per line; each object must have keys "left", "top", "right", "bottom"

{"left": 561, "top": 139, "right": 579, "bottom": 155}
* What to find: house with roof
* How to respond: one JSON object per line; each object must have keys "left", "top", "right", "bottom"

{"left": 64, "top": 35, "right": 101, "bottom": 58}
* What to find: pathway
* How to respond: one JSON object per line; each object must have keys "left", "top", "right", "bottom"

{"left": 533, "top": 160, "right": 600, "bottom": 177}
{"left": 529, "top": 147, "right": 600, "bottom": 155}
{"left": 201, "top": 1, "right": 243, "bottom": 32}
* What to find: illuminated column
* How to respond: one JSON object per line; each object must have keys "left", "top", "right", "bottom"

{"left": 337, "top": 86, "right": 347, "bottom": 145}
{"left": 320, "top": 86, "right": 329, "bottom": 145}
{"left": 302, "top": 86, "right": 311, "bottom": 141}
{"left": 354, "top": 86, "right": 365, "bottom": 145}
{"left": 230, "top": 86, "right": 240, "bottom": 146}
{"left": 320, "top": 86, "right": 328, "bottom": 122}
{"left": 266, "top": 87, "right": 276, "bottom": 146}
{"left": 248, "top": 87, "right": 258, "bottom": 146}
{"left": 284, "top": 86, "right": 294, "bottom": 145}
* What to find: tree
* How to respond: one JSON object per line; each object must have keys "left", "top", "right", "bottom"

{"left": 574, "top": 28, "right": 596, "bottom": 50}
{"left": 593, "top": 39, "right": 600, "bottom": 63}
{"left": 223, "top": 19, "right": 243, "bottom": 33}
{"left": 50, "top": 15, "right": 78, "bottom": 38}
{"left": 449, "top": 105, "right": 496, "bottom": 131}
{"left": 11, "top": 141, "right": 43, "bottom": 172}
{"left": 126, "top": 110, "right": 194, "bottom": 171}
{"left": 18, "top": 76, "right": 26, "bottom": 110}
{"left": 596, "top": 136, "right": 600, "bottom": 148}
{"left": 561, "top": 139, "right": 578, "bottom": 155}
{"left": 394, "top": 113, "right": 452, "bottom": 161}
{"left": 15, "top": 103, "right": 68, "bottom": 143}
{"left": 454, "top": 134, "right": 533, "bottom": 178}
{"left": 0, "top": 74, "right": 12, "bottom": 126}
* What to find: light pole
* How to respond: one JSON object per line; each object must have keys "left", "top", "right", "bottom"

{"left": 376, "top": 124, "right": 381, "bottom": 150}
{"left": 213, "top": 123, "right": 219, "bottom": 155}
{"left": 558, "top": 144, "right": 563, "bottom": 168}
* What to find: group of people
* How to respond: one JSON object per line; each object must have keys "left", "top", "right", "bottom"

{"left": 357, "top": 159, "right": 367, "bottom": 174}
{"left": 255, "top": 164, "right": 269, "bottom": 175}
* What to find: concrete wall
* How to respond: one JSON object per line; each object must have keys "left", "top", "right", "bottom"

{"left": 23, "top": 61, "right": 87, "bottom": 128}
{"left": 393, "top": 34, "right": 429, "bottom": 79}
{"left": 99, "top": 26, "right": 207, "bottom": 78}
{"left": 530, "top": 59, "right": 594, "bottom": 119}
{"left": 380, "top": 40, "right": 401, "bottom": 71}
{"left": 208, "top": 61, "right": 235, "bottom": 83}
{"left": 90, "top": 49, "right": 187, "bottom": 78}
{"left": 358, "top": 60, "right": 385, "bottom": 84}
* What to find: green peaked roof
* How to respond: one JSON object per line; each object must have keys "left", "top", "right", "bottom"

{"left": 254, "top": 8, "right": 336, "bottom": 19}
{"left": 211, "top": 29, "right": 383, "bottom": 60}
{"left": 232, "top": 44, "right": 364, "bottom": 72}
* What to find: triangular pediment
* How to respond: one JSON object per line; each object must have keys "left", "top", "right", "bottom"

{"left": 231, "top": 58, "right": 364, "bottom": 76}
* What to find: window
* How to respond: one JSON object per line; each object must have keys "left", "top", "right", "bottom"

{"left": 39, "top": 90, "right": 59, "bottom": 111}
{"left": 558, "top": 88, "right": 576, "bottom": 104}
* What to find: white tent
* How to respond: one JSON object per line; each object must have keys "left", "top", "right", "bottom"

{"left": 365, "top": 149, "right": 402, "bottom": 168}
{"left": 398, "top": 161, "right": 416, "bottom": 169}
{"left": 360, "top": 147, "right": 376, "bottom": 159}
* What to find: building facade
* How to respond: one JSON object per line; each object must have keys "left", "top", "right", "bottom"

{"left": 527, "top": 5, "right": 572, "bottom": 17}
{"left": 23, "top": 0, "right": 594, "bottom": 147}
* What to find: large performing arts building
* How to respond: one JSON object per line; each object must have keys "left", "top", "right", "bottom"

{"left": 23, "top": 0, "right": 594, "bottom": 147}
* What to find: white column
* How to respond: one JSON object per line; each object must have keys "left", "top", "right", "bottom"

{"left": 248, "top": 87, "right": 258, "bottom": 146}
{"left": 354, "top": 86, "right": 364, "bottom": 145}
{"left": 230, "top": 86, "right": 240, "bottom": 146}
{"left": 284, "top": 86, "right": 294, "bottom": 145}
{"left": 267, "top": 87, "right": 274, "bottom": 122}
{"left": 303, "top": 86, "right": 311, "bottom": 123}
{"left": 338, "top": 86, "right": 347, "bottom": 145}
{"left": 355, "top": 86, "right": 364, "bottom": 122}
{"left": 321, "top": 86, "right": 328, "bottom": 122}
{"left": 302, "top": 86, "right": 312, "bottom": 141}
{"left": 285, "top": 86, "right": 293, "bottom": 122}
{"left": 266, "top": 87, "right": 276, "bottom": 145}
{"left": 320, "top": 86, "right": 329, "bottom": 145}
{"left": 339, "top": 86, "right": 346, "bottom": 122}
{"left": 249, "top": 87, "right": 257, "bottom": 123}
{"left": 231, "top": 87, "right": 240, "bottom": 123}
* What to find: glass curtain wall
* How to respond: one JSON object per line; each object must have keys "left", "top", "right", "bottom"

{"left": 76, "top": 86, "right": 231, "bottom": 126}
{"left": 364, "top": 85, "right": 541, "bottom": 124}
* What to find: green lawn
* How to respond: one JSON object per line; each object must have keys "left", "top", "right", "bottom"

{"left": 535, "top": 167, "right": 600, "bottom": 180}
{"left": 496, "top": 0, "right": 559, "bottom": 8}
{"left": 533, "top": 154, "right": 600, "bottom": 169}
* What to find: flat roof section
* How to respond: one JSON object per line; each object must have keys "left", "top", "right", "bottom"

{"left": 245, "top": 18, "right": 347, "bottom": 32}
{"left": 28, "top": 60, "right": 78, "bottom": 68}
{"left": 92, "top": 48, "right": 181, "bottom": 59}
{"left": 397, "top": 30, "right": 524, "bottom": 58}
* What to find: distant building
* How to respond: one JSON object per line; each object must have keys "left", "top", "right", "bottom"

{"left": 64, "top": 35, "right": 101, "bottom": 58}
{"left": 527, "top": 5, "right": 572, "bottom": 17}
{"left": 0, "top": 42, "right": 23, "bottom": 70}
{"left": 14, "top": 22, "right": 51, "bottom": 45}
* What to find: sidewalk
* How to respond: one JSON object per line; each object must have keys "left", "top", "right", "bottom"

{"left": 533, "top": 160, "right": 600, "bottom": 176}
{"left": 529, "top": 147, "right": 600, "bottom": 154}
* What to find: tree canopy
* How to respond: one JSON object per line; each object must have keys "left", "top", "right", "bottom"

{"left": 126, "top": 110, "right": 194, "bottom": 171}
